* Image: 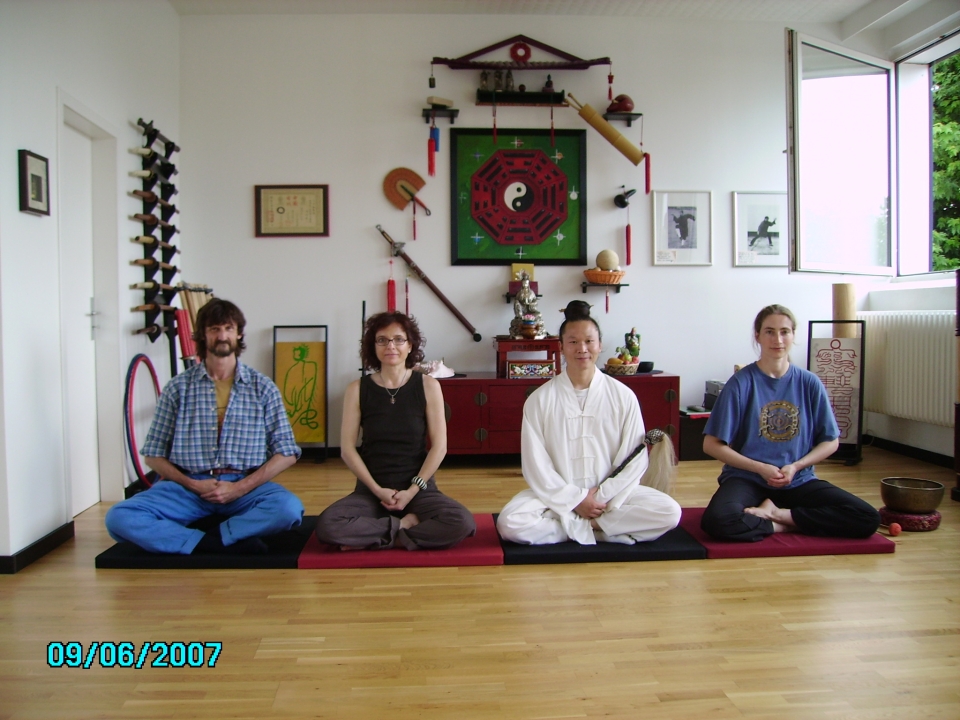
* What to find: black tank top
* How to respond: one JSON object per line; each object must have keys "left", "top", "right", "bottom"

{"left": 358, "top": 371, "right": 427, "bottom": 491}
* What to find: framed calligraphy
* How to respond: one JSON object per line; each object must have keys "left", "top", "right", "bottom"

{"left": 256, "top": 185, "right": 329, "bottom": 237}
{"left": 807, "top": 320, "right": 865, "bottom": 465}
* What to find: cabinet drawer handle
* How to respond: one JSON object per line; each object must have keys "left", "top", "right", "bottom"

{"left": 664, "top": 389, "right": 677, "bottom": 402}
{"left": 475, "top": 391, "right": 488, "bottom": 406}
{"left": 474, "top": 428, "right": 488, "bottom": 442}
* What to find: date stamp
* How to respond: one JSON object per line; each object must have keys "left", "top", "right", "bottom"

{"left": 47, "top": 641, "right": 222, "bottom": 669}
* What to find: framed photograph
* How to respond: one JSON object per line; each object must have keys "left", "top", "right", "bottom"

{"left": 652, "top": 190, "right": 711, "bottom": 265}
{"left": 450, "top": 128, "right": 587, "bottom": 265}
{"left": 255, "top": 185, "right": 328, "bottom": 237}
{"left": 18, "top": 150, "right": 50, "bottom": 215}
{"left": 733, "top": 191, "right": 788, "bottom": 266}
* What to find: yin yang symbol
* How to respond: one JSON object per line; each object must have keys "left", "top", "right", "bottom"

{"left": 503, "top": 182, "right": 534, "bottom": 212}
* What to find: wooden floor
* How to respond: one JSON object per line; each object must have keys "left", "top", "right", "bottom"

{"left": 1, "top": 447, "right": 958, "bottom": 720}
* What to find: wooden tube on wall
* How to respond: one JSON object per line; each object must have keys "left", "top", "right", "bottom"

{"left": 832, "top": 283, "right": 856, "bottom": 338}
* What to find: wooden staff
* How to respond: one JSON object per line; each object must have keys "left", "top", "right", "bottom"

{"left": 130, "top": 281, "right": 176, "bottom": 291}
{"left": 130, "top": 258, "right": 177, "bottom": 271}
{"left": 130, "top": 189, "right": 178, "bottom": 210}
{"left": 131, "top": 303, "right": 176, "bottom": 312}
{"left": 376, "top": 225, "right": 481, "bottom": 342}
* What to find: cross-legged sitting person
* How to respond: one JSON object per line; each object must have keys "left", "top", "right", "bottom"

{"left": 700, "top": 304, "right": 880, "bottom": 542}
{"left": 497, "top": 303, "right": 681, "bottom": 546}
{"left": 315, "top": 312, "right": 475, "bottom": 551}
{"left": 105, "top": 299, "right": 304, "bottom": 554}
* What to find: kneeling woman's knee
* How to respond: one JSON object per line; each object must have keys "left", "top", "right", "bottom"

{"left": 700, "top": 506, "right": 740, "bottom": 539}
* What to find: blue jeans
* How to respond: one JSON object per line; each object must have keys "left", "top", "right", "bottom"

{"left": 105, "top": 473, "right": 304, "bottom": 554}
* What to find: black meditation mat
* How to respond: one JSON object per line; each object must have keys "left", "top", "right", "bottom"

{"left": 95, "top": 516, "right": 317, "bottom": 570}
{"left": 494, "top": 515, "right": 707, "bottom": 565}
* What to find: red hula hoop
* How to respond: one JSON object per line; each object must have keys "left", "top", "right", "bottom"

{"left": 125, "top": 354, "right": 161, "bottom": 487}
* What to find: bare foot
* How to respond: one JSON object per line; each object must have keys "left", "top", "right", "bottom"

{"left": 399, "top": 513, "right": 420, "bottom": 531}
{"left": 744, "top": 498, "right": 796, "bottom": 533}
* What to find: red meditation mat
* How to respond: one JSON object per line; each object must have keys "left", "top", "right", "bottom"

{"left": 679, "top": 507, "right": 895, "bottom": 559}
{"left": 297, "top": 513, "right": 503, "bottom": 569}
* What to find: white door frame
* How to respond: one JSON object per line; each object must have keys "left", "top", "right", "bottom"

{"left": 57, "top": 89, "right": 125, "bottom": 505}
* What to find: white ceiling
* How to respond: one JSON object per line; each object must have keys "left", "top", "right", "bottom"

{"left": 166, "top": 0, "right": 903, "bottom": 25}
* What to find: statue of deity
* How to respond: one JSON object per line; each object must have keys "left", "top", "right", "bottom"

{"left": 509, "top": 271, "right": 546, "bottom": 339}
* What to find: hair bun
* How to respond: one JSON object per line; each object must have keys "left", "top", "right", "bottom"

{"left": 561, "top": 300, "right": 592, "bottom": 322}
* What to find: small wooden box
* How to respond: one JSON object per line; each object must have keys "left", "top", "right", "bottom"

{"left": 507, "top": 360, "right": 556, "bottom": 379}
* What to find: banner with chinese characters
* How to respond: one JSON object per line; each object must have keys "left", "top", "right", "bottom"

{"left": 809, "top": 337, "right": 862, "bottom": 443}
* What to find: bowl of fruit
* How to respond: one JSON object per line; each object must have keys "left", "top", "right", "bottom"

{"left": 604, "top": 347, "right": 639, "bottom": 375}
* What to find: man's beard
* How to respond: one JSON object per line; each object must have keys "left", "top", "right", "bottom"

{"left": 209, "top": 339, "right": 237, "bottom": 358}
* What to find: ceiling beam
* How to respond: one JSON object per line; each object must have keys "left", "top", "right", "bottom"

{"left": 840, "top": 0, "right": 918, "bottom": 40}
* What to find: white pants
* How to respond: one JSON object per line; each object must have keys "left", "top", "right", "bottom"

{"left": 497, "top": 484, "right": 681, "bottom": 545}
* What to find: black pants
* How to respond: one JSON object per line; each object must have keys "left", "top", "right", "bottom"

{"left": 701, "top": 477, "right": 879, "bottom": 542}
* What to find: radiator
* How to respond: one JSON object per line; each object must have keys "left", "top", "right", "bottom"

{"left": 856, "top": 310, "right": 956, "bottom": 427}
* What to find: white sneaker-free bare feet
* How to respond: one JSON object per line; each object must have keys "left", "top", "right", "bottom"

{"left": 744, "top": 498, "right": 797, "bottom": 533}
{"left": 399, "top": 513, "right": 420, "bottom": 531}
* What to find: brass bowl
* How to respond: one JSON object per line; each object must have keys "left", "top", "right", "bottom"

{"left": 879, "top": 477, "right": 945, "bottom": 514}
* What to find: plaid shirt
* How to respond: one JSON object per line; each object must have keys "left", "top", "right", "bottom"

{"left": 141, "top": 360, "right": 301, "bottom": 473}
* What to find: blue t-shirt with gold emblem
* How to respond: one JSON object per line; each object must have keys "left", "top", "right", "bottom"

{"left": 703, "top": 362, "right": 839, "bottom": 488}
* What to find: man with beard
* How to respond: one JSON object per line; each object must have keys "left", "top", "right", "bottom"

{"left": 105, "top": 299, "right": 303, "bottom": 554}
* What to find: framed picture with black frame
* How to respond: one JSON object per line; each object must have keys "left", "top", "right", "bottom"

{"left": 450, "top": 128, "right": 587, "bottom": 265}
{"left": 19, "top": 149, "right": 50, "bottom": 216}
{"left": 807, "top": 319, "right": 865, "bottom": 465}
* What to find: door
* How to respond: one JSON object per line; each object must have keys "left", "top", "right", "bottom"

{"left": 60, "top": 123, "right": 101, "bottom": 515}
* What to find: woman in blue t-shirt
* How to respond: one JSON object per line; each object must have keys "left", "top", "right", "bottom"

{"left": 700, "top": 305, "right": 879, "bottom": 541}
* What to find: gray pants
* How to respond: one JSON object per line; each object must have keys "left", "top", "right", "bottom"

{"left": 316, "top": 481, "right": 476, "bottom": 550}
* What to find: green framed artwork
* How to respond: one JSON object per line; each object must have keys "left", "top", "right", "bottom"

{"left": 450, "top": 128, "right": 587, "bottom": 265}
{"left": 273, "top": 325, "right": 327, "bottom": 456}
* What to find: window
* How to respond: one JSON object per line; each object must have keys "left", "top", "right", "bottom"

{"left": 786, "top": 31, "right": 894, "bottom": 275}
{"left": 788, "top": 29, "right": 960, "bottom": 277}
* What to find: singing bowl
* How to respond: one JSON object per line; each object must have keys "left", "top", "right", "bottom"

{"left": 637, "top": 361, "right": 654, "bottom": 373}
{"left": 879, "top": 477, "right": 944, "bottom": 514}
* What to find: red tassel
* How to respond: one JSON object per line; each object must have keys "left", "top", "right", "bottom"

{"left": 625, "top": 223, "right": 632, "bottom": 266}
{"left": 608, "top": 71, "right": 614, "bottom": 101}
{"left": 644, "top": 153, "right": 651, "bottom": 195}
{"left": 427, "top": 137, "right": 436, "bottom": 177}
{"left": 387, "top": 260, "right": 397, "bottom": 312}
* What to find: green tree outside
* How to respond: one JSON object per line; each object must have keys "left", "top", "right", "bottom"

{"left": 933, "top": 52, "right": 960, "bottom": 270}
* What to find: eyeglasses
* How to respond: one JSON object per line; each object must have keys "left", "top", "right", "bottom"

{"left": 375, "top": 336, "right": 409, "bottom": 347}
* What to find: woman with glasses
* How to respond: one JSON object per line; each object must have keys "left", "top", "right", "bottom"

{"left": 315, "top": 311, "right": 475, "bottom": 550}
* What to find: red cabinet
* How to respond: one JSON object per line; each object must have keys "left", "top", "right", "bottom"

{"left": 439, "top": 372, "right": 679, "bottom": 455}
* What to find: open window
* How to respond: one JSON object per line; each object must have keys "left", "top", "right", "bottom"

{"left": 786, "top": 30, "right": 895, "bottom": 275}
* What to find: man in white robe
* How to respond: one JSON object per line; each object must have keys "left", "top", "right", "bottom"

{"left": 497, "top": 318, "right": 681, "bottom": 546}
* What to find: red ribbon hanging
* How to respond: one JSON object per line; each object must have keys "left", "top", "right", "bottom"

{"left": 427, "top": 137, "right": 436, "bottom": 177}
{"left": 644, "top": 153, "right": 652, "bottom": 195}
{"left": 387, "top": 259, "right": 397, "bottom": 312}
{"left": 625, "top": 222, "right": 632, "bottom": 266}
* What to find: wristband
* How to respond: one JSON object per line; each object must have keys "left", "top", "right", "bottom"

{"left": 410, "top": 475, "right": 427, "bottom": 491}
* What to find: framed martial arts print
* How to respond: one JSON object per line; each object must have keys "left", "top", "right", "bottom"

{"left": 653, "top": 190, "right": 712, "bottom": 266}
{"left": 733, "top": 192, "right": 788, "bottom": 267}
{"left": 273, "top": 325, "right": 328, "bottom": 456}
{"left": 450, "top": 128, "right": 587, "bottom": 265}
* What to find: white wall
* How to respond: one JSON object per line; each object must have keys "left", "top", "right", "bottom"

{"left": 181, "top": 14, "right": 902, "bottom": 448}
{"left": 0, "top": 0, "right": 180, "bottom": 555}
